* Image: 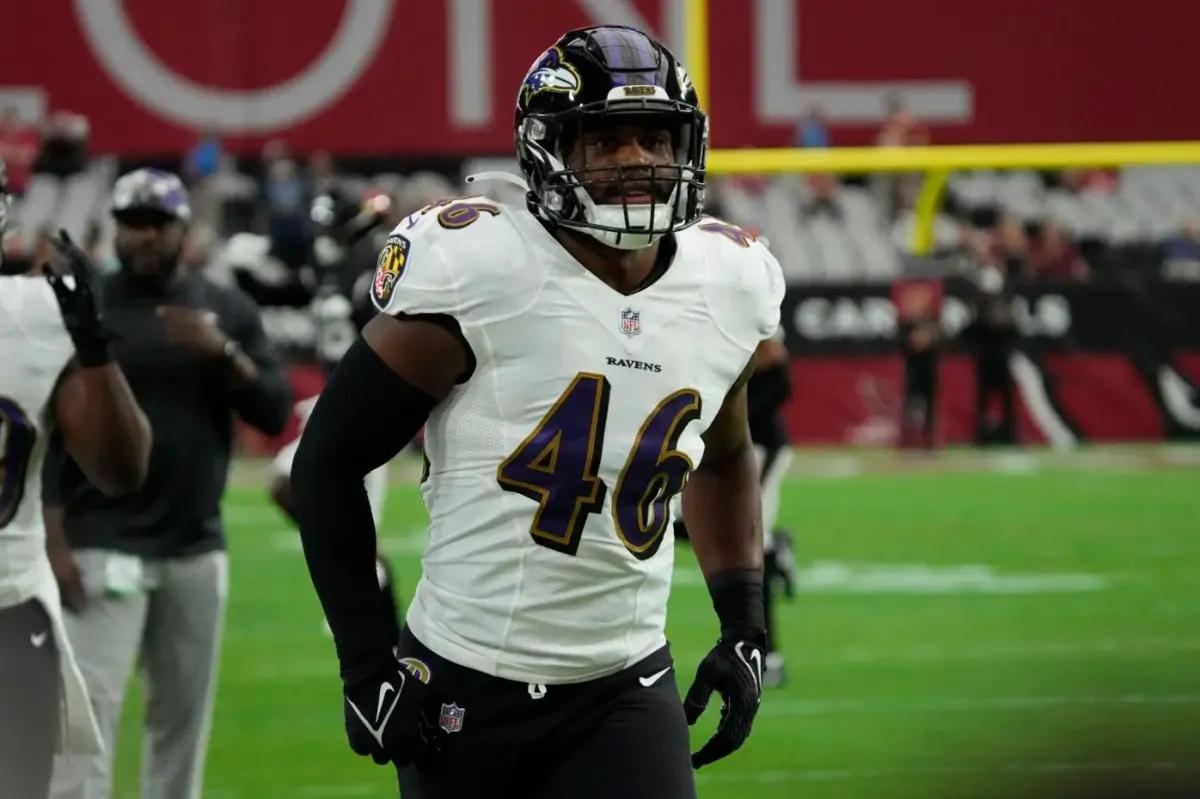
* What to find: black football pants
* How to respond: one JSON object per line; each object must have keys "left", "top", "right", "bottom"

{"left": 395, "top": 627, "right": 695, "bottom": 799}
{"left": 0, "top": 597, "right": 60, "bottom": 798}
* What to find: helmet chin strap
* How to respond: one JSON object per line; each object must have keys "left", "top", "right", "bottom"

{"left": 464, "top": 172, "right": 530, "bottom": 191}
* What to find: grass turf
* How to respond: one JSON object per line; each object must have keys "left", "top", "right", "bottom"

{"left": 111, "top": 447, "right": 1200, "bottom": 798}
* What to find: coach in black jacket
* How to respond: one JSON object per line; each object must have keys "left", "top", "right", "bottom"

{"left": 44, "top": 168, "right": 289, "bottom": 799}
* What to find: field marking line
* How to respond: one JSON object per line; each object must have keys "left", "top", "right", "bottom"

{"left": 759, "top": 693, "right": 1200, "bottom": 716}
{"left": 696, "top": 760, "right": 1185, "bottom": 785}
{"left": 673, "top": 560, "right": 1109, "bottom": 593}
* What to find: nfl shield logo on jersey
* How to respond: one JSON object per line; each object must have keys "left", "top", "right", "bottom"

{"left": 439, "top": 702, "right": 466, "bottom": 734}
{"left": 620, "top": 307, "right": 641, "bottom": 338}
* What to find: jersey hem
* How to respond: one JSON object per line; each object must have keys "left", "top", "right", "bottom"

{"left": 407, "top": 605, "right": 668, "bottom": 685}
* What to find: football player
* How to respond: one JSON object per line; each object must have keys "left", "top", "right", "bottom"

{"left": 674, "top": 332, "right": 798, "bottom": 688}
{"left": 293, "top": 26, "right": 784, "bottom": 798}
{"left": 746, "top": 334, "right": 797, "bottom": 687}
{"left": 0, "top": 156, "right": 152, "bottom": 797}
{"left": 269, "top": 394, "right": 401, "bottom": 650}
{"left": 268, "top": 190, "right": 403, "bottom": 650}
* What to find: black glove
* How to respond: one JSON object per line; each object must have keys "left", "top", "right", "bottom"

{"left": 342, "top": 655, "right": 439, "bottom": 767}
{"left": 683, "top": 569, "right": 766, "bottom": 769}
{"left": 684, "top": 631, "right": 765, "bottom": 768}
{"left": 44, "top": 230, "right": 110, "bottom": 367}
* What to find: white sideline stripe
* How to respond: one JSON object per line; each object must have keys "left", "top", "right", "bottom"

{"left": 696, "top": 760, "right": 1182, "bottom": 786}
{"left": 810, "top": 456, "right": 865, "bottom": 478}
{"left": 673, "top": 561, "right": 1108, "bottom": 593}
{"left": 759, "top": 693, "right": 1200, "bottom": 716}
{"left": 826, "top": 636, "right": 1200, "bottom": 665}
{"left": 990, "top": 452, "right": 1040, "bottom": 473}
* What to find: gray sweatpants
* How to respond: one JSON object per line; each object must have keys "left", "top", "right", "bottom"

{"left": 50, "top": 549, "right": 228, "bottom": 799}
{"left": 0, "top": 597, "right": 60, "bottom": 798}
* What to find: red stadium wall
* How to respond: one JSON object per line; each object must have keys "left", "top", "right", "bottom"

{"left": 784, "top": 353, "right": 1200, "bottom": 446}
{"left": 780, "top": 283, "right": 1200, "bottom": 446}
{"left": 5, "top": 1, "right": 1199, "bottom": 155}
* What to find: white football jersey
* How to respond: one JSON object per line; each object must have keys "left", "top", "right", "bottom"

{"left": 373, "top": 199, "right": 784, "bottom": 683}
{"left": 0, "top": 276, "right": 74, "bottom": 608}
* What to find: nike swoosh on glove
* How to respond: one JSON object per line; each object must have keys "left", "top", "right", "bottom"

{"left": 343, "top": 656, "right": 438, "bottom": 766}
{"left": 683, "top": 633, "right": 765, "bottom": 768}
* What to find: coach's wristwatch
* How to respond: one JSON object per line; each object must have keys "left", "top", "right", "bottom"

{"left": 221, "top": 338, "right": 243, "bottom": 363}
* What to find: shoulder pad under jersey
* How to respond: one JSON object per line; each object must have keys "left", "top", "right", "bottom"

{"left": 683, "top": 217, "right": 785, "bottom": 350}
{"left": 369, "top": 197, "right": 543, "bottom": 327}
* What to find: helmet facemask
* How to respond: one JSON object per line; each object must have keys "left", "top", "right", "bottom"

{"left": 520, "top": 97, "right": 707, "bottom": 250}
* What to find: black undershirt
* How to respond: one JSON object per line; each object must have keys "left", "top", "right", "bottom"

{"left": 44, "top": 269, "right": 291, "bottom": 558}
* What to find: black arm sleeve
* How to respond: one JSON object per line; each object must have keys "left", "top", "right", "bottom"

{"left": 292, "top": 337, "right": 437, "bottom": 675}
{"left": 229, "top": 298, "right": 291, "bottom": 435}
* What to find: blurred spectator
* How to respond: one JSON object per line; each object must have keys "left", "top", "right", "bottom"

{"left": 994, "top": 212, "right": 1030, "bottom": 277}
{"left": 210, "top": 153, "right": 259, "bottom": 236}
{"left": 793, "top": 105, "right": 829, "bottom": 148}
{"left": 803, "top": 172, "right": 842, "bottom": 220}
{"left": 184, "top": 130, "right": 225, "bottom": 232}
{"left": 182, "top": 223, "right": 217, "bottom": 273}
{"left": 790, "top": 107, "right": 838, "bottom": 220}
{"left": 963, "top": 266, "right": 1018, "bottom": 444}
{"left": 1028, "top": 220, "right": 1090, "bottom": 281}
{"left": 877, "top": 93, "right": 931, "bottom": 148}
{"left": 337, "top": 182, "right": 407, "bottom": 328}
{"left": 183, "top": 129, "right": 223, "bottom": 185}
{"left": 0, "top": 106, "right": 40, "bottom": 194}
{"left": 307, "top": 150, "right": 340, "bottom": 196}
{"left": 32, "top": 112, "right": 90, "bottom": 178}
{"left": 1163, "top": 219, "right": 1200, "bottom": 281}
{"left": 1163, "top": 219, "right": 1200, "bottom": 262}
{"left": 875, "top": 94, "right": 930, "bottom": 219}
{"left": 261, "top": 138, "right": 290, "bottom": 167}
{"left": 895, "top": 280, "right": 942, "bottom": 449}
{"left": 262, "top": 156, "right": 310, "bottom": 269}
{"left": 1058, "top": 167, "right": 1118, "bottom": 195}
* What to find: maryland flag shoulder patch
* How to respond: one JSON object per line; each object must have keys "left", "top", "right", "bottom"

{"left": 371, "top": 234, "right": 411, "bottom": 309}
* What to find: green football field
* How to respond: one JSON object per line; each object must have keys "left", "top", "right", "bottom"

{"left": 111, "top": 446, "right": 1200, "bottom": 798}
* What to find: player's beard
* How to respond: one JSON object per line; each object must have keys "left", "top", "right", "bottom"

{"left": 116, "top": 243, "right": 182, "bottom": 292}
{"left": 586, "top": 167, "right": 679, "bottom": 207}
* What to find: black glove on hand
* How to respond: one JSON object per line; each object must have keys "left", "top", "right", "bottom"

{"left": 342, "top": 655, "right": 438, "bottom": 767}
{"left": 44, "top": 230, "right": 110, "bottom": 367}
{"left": 683, "top": 569, "right": 766, "bottom": 769}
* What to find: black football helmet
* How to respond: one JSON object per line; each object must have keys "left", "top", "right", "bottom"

{"left": 515, "top": 26, "right": 707, "bottom": 250}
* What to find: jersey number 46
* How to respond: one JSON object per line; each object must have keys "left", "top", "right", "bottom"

{"left": 497, "top": 372, "right": 699, "bottom": 560}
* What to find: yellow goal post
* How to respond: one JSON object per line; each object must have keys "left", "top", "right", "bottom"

{"left": 707, "top": 143, "right": 1200, "bottom": 255}
{"left": 682, "top": 0, "right": 1200, "bottom": 255}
